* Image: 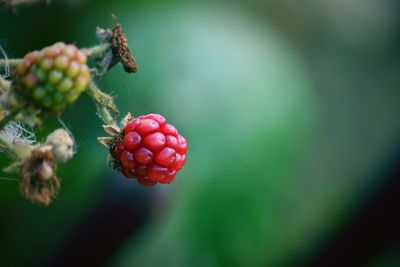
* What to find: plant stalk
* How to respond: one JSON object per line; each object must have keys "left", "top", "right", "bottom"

{"left": 0, "top": 59, "right": 21, "bottom": 69}
{"left": 86, "top": 81, "right": 117, "bottom": 126}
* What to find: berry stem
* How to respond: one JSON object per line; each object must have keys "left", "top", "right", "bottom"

{"left": 0, "top": 59, "right": 22, "bottom": 68}
{"left": 82, "top": 43, "right": 111, "bottom": 58}
{"left": 85, "top": 81, "right": 119, "bottom": 114}
{"left": 96, "top": 104, "right": 115, "bottom": 126}
{"left": 86, "top": 81, "right": 116, "bottom": 126}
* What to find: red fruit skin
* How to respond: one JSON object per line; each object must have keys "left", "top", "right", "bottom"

{"left": 120, "top": 150, "right": 137, "bottom": 169}
{"left": 147, "top": 164, "right": 169, "bottom": 182}
{"left": 159, "top": 171, "right": 177, "bottom": 184}
{"left": 161, "top": 124, "right": 177, "bottom": 136}
{"left": 122, "top": 167, "right": 136, "bottom": 178}
{"left": 143, "top": 132, "right": 165, "bottom": 152}
{"left": 155, "top": 147, "right": 176, "bottom": 168}
{"left": 123, "top": 131, "right": 141, "bottom": 151}
{"left": 144, "top": 114, "right": 166, "bottom": 125}
{"left": 137, "top": 176, "right": 157, "bottom": 186}
{"left": 170, "top": 154, "right": 185, "bottom": 171}
{"left": 136, "top": 119, "right": 159, "bottom": 135}
{"left": 124, "top": 118, "right": 140, "bottom": 134}
{"left": 176, "top": 135, "right": 188, "bottom": 154}
{"left": 136, "top": 165, "right": 148, "bottom": 177}
{"left": 134, "top": 147, "right": 154, "bottom": 165}
{"left": 114, "top": 142, "right": 124, "bottom": 157}
{"left": 112, "top": 114, "right": 187, "bottom": 185}
{"left": 165, "top": 135, "right": 178, "bottom": 150}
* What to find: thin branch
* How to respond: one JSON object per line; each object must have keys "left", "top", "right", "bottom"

{"left": 82, "top": 43, "right": 110, "bottom": 58}
{"left": 86, "top": 81, "right": 117, "bottom": 126}
{"left": 85, "top": 81, "right": 119, "bottom": 114}
{"left": 96, "top": 104, "right": 115, "bottom": 126}
{"left": 0, "top": 59, "right": 21, "bottom": 69}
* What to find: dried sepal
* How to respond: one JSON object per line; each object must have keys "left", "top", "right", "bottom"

{"left": 120, "top": 112, "right": 132, "bottom": 128}
{"left": 103, "top": 124, "right": 120, "bottom": 136}
{"left": 97, "top": 137, "right": 113, "bottom": 148}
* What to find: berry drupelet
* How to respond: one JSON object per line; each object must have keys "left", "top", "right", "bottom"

{"left": 13, "top": 42, "right": 90, "bottom": 113}
{"left": 111, "top": 114, "right": 187, "bottom": 186}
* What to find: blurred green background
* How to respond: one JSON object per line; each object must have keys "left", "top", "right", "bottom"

{"left": 1, "top": 0, "right": 400, "bottom": 266}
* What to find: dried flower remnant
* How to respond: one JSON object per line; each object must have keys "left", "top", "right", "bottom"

{"left": 45, "top": 128, "right": 74, "bottom": 163}
{"left": 20, "top": 146, "right": 59, "bottom": 206}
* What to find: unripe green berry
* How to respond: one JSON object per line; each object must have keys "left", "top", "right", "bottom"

{"left": 54, "top": 55, "right": 69, "bottom": 70}
{"left": 33, "top": 87, "right": 46, "bottom": 100}
{"left": 39, "top": 58, "right": 53, "bottom": 71}
{"left": 66, "top": 61, "right": 80, "bottom": 78}
{"left": 57, "top": 78, "right": 73, "bottom": 92}
{"left": 13, "top": 42, "right": 91, "bottom": 113}
{"left": 42, "top": 96, "right": 52, "bottom": 108}
{"left": 24, "top": 73, "right": 37, "bottom": 89}
{"left": 35, "top": 69, "right": 47, "bottom": 82}
{"left": 48, "top": 70, "right": 63, "bottom": 84}
{"left": 65, "top": 90, "right": 80, "bottom": 103}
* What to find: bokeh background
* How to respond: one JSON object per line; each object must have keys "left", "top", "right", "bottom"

{"left": 1, "top": 0, "right": 400, "bottom": 266}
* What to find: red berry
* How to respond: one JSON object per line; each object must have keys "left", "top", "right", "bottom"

{"left": 114, "top": 142, "right": 124, "bottom": 157}
{"left": 143, "top": 132, "right": 165, "bottom": 152}
{"left": 171, "top": 154, "right": 185, "bottom": 171}
{"left": 135, "top": 165, "right": 147, "bottom": 176}
{"left": 176, "top": 135, "right": 188, "bottom": 154}
{"left": 144, "top": 113, "right": 166, "bottom": 125}
{"left": 147, "top": 164, "right": 169, "bottom": 181}
{"left": 124, "top": 118, "right": 140, "bottom": 134}
{"left": 111, "top": 114, "right": 187, "bottom": 185}
{"left": 134, "top": 147, "right": 153, "bottom": 165}
{"left": 122, "top": 167, "right": 136, "bottom": 178}
{"left": 165, "top": 135, "right": 178, "bottom": 149}
{"left": 120, "top": 150, "right": 137, "bottom": 169}
{"left": 123, "top": 131, "right": 141, "bottom": 151}
{"left": 137, "top": 176, "right": 157, "bottom": 186}
{"left": 155, "top": 147, "right": 176, "bottom": 167}
{"left": 161, "top": 124, "right": 178, "bottom": 136}
{"left": 160, "top": 171, "right": 176, "bottom": 184}
{"left": 136, "top": 119, "right": 159, "bottom": 135}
